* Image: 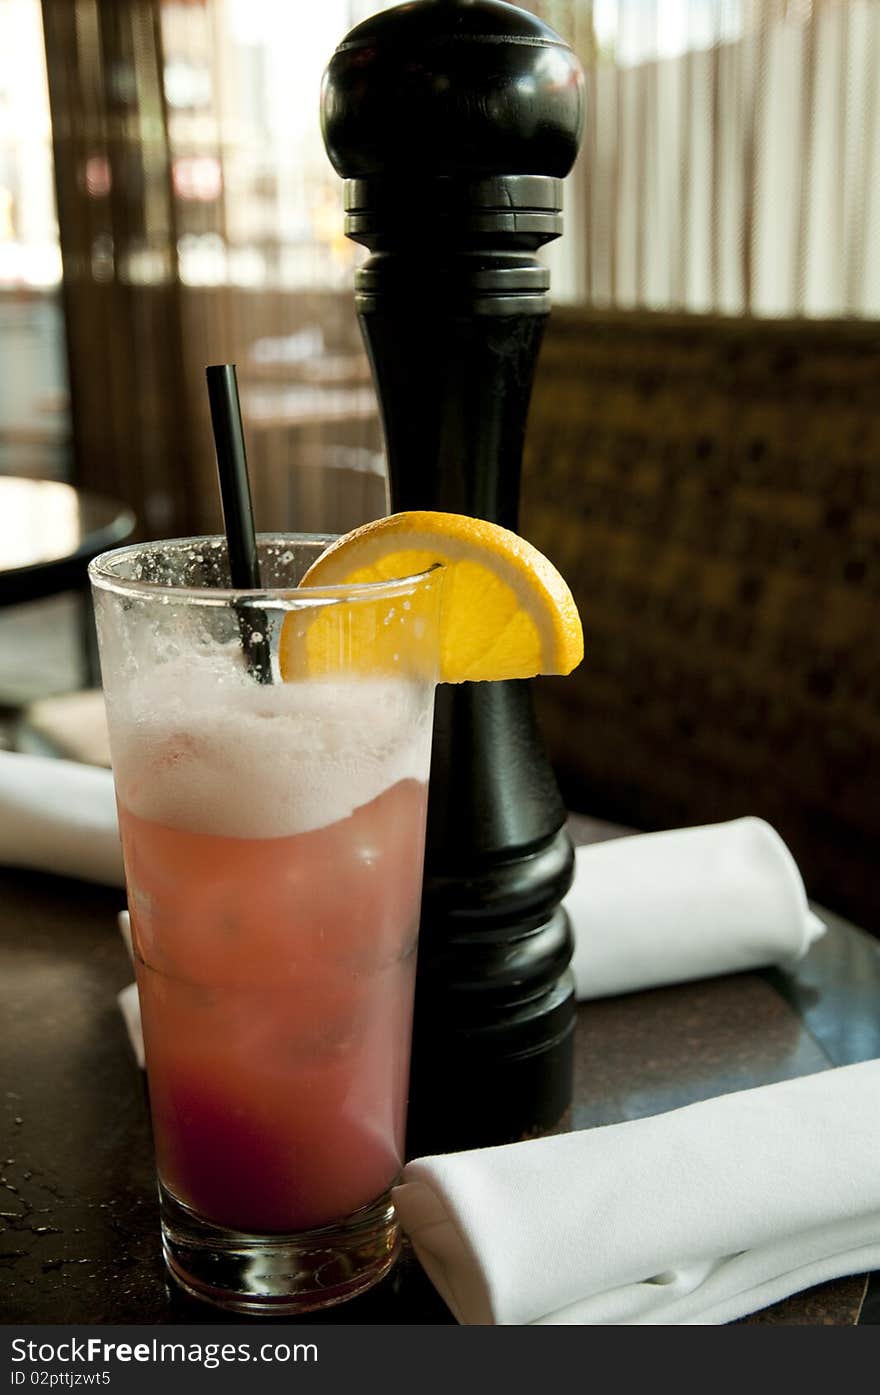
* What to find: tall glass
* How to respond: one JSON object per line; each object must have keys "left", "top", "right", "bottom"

{"left": 89, "top": 536, "right": 442, "bottom": 1314}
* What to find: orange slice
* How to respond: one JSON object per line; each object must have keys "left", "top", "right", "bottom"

{"left": 279, "top": 511, "right": 583, "bottom": 684}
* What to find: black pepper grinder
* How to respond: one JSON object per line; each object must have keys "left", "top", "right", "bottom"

{"left": 321, "top": 0, "right": 585, "bottom": 1155}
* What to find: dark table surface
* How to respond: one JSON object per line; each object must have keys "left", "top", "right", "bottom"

{"left": 0, "top": 477, "right": 135, "bottom": 608}
{"left": 2, "top": 815, "right": 879, "bottom": 1325}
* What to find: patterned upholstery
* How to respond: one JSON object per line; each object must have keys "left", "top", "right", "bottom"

{"left": 522, "top": 308, "right": 880, "bottom": 931}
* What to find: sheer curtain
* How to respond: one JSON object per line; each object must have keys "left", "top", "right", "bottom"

{"left": 529, "top": 0, "right": 880, "bottom": 318}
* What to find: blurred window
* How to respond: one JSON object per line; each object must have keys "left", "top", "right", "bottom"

{"left": 0, "top": 0, "right": 69, "bottom": 480}
{"left": 159, "top": 0, "right": 399, "bottom": 291}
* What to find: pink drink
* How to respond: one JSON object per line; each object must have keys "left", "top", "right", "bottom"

{"left": 120, "top": 776, "right": 426, "bottom": 1233}
{"left": 111, "top": 666, "right": 433, "bottom": 1235}
{"left": 92, "top": 534, "right": 441, "bottom": 1311}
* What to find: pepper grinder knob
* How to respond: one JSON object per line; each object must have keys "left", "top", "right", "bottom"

{"left": 322, "top": 0, "right": 584, "bottom": 183}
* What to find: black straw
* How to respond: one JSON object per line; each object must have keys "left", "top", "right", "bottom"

{"left": 206, "top": 363, "right": 271, "bottom": 683}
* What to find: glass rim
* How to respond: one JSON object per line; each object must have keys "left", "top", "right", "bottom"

{"left": 88, "top": 533, "right": 441, "bottom": 609}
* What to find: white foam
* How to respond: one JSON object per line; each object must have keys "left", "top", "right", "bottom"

{"left": 108, "top": 652, "right": 433, "bottom": 838}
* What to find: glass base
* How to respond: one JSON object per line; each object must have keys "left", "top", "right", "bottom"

{"left": 159, "top": 1182, "right": 401, "bottom": 1315}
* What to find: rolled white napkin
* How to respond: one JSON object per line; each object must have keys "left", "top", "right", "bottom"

{"left": 117, "top": 980, "right": 145, "bottom": 1069}
{"left": 116, "top": 912, "right": 145, "bottom": 1068}
{"left": 0, "top": 750, "right": 123, "bottom": 888}
{"left": 393, "top": 1059, "right": 880, "bottom": 1325}
{"left": 564, "top": 817, "right": 825, "bottom": 999}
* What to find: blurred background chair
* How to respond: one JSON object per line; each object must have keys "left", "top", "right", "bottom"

{"left": 524, "top": 308, "right": 880, "bottom": 931}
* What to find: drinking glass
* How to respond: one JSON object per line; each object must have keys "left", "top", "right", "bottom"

{"left": 89, "top": 535, "right": 442, "bottom": 1314}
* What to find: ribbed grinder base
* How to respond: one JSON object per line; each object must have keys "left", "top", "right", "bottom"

{"left": 406, "top": 888, "right": 577, "bottom": 1158}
